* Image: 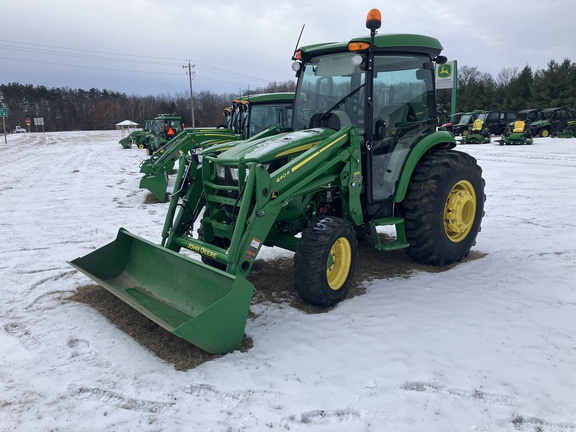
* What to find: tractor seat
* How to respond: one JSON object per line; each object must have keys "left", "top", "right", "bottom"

{"left": 375, "top": 104, "right": 409, "bottom": 136}
{"left": 471, "top": 118, "right": 484, "bottom": 132}
{"left": 512, "top": 120, "right": 526, "bottom": 133}
{"left": 309, "top": 110, "right": 352, "bottom": 130}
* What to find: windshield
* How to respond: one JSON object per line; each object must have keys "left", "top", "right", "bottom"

{"left": 248, "top": 103, "right": 293, "bottom": 137}
{"left": 293, "top": 53, "right": 365, "bottom": 130}
{"left": 293, "top": 52, "right": 434, "bottom": 134}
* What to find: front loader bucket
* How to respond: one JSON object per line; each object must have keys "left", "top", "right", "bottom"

{"left": 68, "top": 228, "right": 256, "bottom": 354}
{"left": 139, "top": 171, "right": 168, "bottom": 202}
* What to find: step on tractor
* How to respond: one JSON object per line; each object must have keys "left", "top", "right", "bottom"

{"left": 139, "top": 93, "right": 295, "bottom": 201}
{"left": 70, "top": 9, "right": 486, "bottom": 354}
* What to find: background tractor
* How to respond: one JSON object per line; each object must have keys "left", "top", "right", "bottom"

{"left": 70, "top": 9, "right": 486, "bottom": 354}
{"left": 138, "top": 92, "right": 294, "bottom": 201}
{"left": 119, "top": 120, "right": 154, "bottom": 149}
{"left": 138, "top": 114, "right": 184, "bottom": 154}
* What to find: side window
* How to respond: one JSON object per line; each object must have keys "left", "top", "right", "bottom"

{"left": 488, "top": 112, "right": 499, "bottom": 121}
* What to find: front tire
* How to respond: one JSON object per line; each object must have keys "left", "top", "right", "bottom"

{"left": 401, "top": 150, "right": 485, "bottom": 266}
{"left": 294, "top": 217, "right": 358, "bottom": 307}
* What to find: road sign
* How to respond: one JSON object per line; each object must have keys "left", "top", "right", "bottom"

{"left": 34, "top": 118, "right": 44, "bottom": 126}
{"left": 0, "top": 108, "right": 7, "bottom": 117}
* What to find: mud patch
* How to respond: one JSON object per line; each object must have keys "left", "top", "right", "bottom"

{"left": 66, "top": 285, "right": 252, "bottom": 370}
{"left": 249, "top": 234, "right": 486, "bottom": 314}
{"left": 67, "top": 236, "right": 485, "bottom": 370}
{"left": 144, "top": 193, "right": 168, "bottom": 204}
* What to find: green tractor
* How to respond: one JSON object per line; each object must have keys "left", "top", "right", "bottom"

{"left": 139, "top": 114, "right": 185, "bottom": 155}
{"left": 131, "top": 120, "right": 155, "bottom": 149}
{"left": 70, "top": 9, "right": 485, "bottom": 354}
{"left": 139, "top": 92, "right": 295, "bottom": 201}
{"left": 119, "top": 120, "right": 154, "bottom": 149}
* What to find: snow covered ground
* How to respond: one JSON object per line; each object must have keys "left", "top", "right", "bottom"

{"left": 1, "top": 130, "right": 575, "bottom": 431}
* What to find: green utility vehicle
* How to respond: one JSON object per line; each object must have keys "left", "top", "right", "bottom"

{"left": 70, "top": 9, "right": 485, "bottom": 354}
{"left": 516, "top": 109, "right": 541, "bottom": 124}
{"left": 452, "top": 111, "right": 478, "bottom": 136}
{"left": 530, "top": 107, "right": 573, "bottom": 137}
{"left": 139, "top": 93, "right": 294, "bottom": 201}
{"left": 440, "top": 112, "right": 464, "bottom": 134}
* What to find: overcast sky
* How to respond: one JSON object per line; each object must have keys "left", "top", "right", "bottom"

{"left": 1, "top": 0, "right": 574, "bottom": 97}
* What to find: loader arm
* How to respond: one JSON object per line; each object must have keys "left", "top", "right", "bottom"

{"left": 167, "top": 126, "right": 364, "bottom": 278}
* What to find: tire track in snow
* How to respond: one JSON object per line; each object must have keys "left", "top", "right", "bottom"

{"left": 401, "top": 381, "right": 515, "bottom": 406}
{"left": 67, "top": 385, "right": 174, "bottom": 414}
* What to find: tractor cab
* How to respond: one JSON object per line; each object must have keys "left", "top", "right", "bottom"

{"left": 291, "top": 21, "right": 447, "bottom": 218}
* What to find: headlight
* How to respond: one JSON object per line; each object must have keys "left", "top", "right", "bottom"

{"left": 216, "top": 164, "right": 227, "bottom": 180}
{"left": 216, "top": 164, "right": 248, "bottom": 182}
{"left": 229, "top": 167, "right": 243, "bottom": 181}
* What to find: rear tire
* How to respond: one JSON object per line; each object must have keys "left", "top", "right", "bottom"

{"left": 294, "top": 217, "right": 358, "bottom": 307}
{"left": 401, "top": 150, "right": 485, "bottom": 266}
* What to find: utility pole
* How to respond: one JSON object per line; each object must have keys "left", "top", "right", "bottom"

{"left": 182, "top": 61, "right": 196, "bottom": 128}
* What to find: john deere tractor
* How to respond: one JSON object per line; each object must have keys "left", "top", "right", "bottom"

{"left": 70, "top": 9, "right": 485, "bottom": 354}
{"left": 138, "top": 92, "right": 294, "bottom": 201}
{"left": 138, "top": 114, "right": 184, "bottom": 155}
{"left": 119, "top": 120, "right": 154, "bottom": 149}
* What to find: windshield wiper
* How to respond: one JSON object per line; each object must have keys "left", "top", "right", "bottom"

{"left": 320, "top": 83, "right": 366, "bottom": 120}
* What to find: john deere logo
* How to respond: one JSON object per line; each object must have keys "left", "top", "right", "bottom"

{"left": 438, "top": 64, "right": 452, "bottom": 78}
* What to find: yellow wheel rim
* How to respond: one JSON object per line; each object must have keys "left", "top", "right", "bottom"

{"left": 462, "top": 130, "right": 468, "bottom": 136}
{"left": 326, "top": 237, "right": 352, "bottom": 290}
{"left": 541, "top": 129, "right": 549, "bottom": 137}
{"left": 444, "top": 180, "right": 476, "bottom": 242}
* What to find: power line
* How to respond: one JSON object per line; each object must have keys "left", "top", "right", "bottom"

{"left": 0, "top": 55, "right": 271, "bottom": 89}
{"left": 0, "top": 39, "right": 271, "bottom": 84}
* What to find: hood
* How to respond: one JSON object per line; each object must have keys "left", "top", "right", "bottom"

{"left": 208, "top": 128, "right": 338, "bottom": 164}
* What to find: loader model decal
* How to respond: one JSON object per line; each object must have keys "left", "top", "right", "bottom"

{"left": 276, "top": 170, "right": 291, "bottom": 183}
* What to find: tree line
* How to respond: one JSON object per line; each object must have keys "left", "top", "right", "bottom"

{"left": 2, "top": 57, "right": 575, "bottom": 132}
{"left": 0, "top": 81, "right": 296, "bottom": 132}
{"left": 438, "top": 58, "right": 576, "bottom": 114}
